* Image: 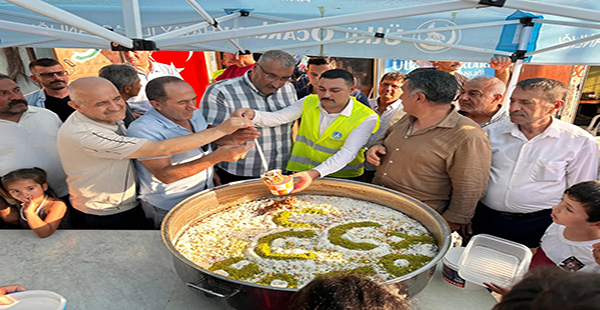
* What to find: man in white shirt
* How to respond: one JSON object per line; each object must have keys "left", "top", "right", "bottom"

{"left": 458, "top": 76, "right": 509, "bottom": 128}
{"left": 0, "top": 74, "right": 68, "bottom": 225}
{"left": 128, "top": 77, "right": 255, "bottom": 228}
{"left": 363, "top": 72, "right": 405, "bottom": 182}
{"left": 472, "top": 78, "right": 600, "bottom": 247}
{"left": 121, "top": 51, "right": 183, "bottom": 115}
{"left": 57, "top": 77, "right": 252, "bottom": 229}
{"left": 234, "top": 69, "right": 380, "bottom": 192}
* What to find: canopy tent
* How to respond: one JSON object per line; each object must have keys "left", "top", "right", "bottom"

{"left": 0, "top": 0, "right": 599, "bottom": 65}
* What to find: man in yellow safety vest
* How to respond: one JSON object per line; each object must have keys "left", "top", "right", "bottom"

{"left": 234, "top": 69, "right": 380, "bottom": 192}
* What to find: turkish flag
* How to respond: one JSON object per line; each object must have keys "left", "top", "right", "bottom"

{"left": 150, "top": 51, "right": 210, "bottom": 107}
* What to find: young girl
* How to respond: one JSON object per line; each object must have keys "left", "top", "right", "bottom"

{"left": 0, "top": 168, "right": 68, "bottom": 238}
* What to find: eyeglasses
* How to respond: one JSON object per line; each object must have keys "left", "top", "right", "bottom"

{"left": 256, "top": 63, "right": 292, "bottom": 82}
{"left": 37, "top": 71, "right": 69, "bottom": 78}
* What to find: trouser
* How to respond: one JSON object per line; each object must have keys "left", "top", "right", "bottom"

{"left": 471, "top": 202, "right": 553, "bottom": 248}
{"left": 71, "top": 204, "right": 148, "bottom": 230}
{"left": 140, "top": 200, "right": 170, "bottom": 230}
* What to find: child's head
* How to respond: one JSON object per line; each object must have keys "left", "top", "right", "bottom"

{"left": 551, "top": 181, "right": 600, "bottom": 228}
{"left": 493, "top": 266, "right": 600, "bottom": 310}
{"left": 0, "top": 167, "right": 56, "bottom": 203}
{"left": 287, "top": 274, "right": 409, "bottom": 310}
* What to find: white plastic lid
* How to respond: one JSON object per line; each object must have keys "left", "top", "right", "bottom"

{"left": 0, "top": 290, "right": 67, "bottom": 310}
{"left": 457, "top": 234, "right": 532, "bottom": 287}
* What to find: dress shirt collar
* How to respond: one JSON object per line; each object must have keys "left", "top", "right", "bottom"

{"left": 74, "top": 111, "right": 120, "bottom": 132}
{"left": 371, "top": 98, "right": 401, "bottom": 113}
{"left": 317, "top": 98, "right": 354, "bottom": 117}
{"left": 145, "top": 107, "right": 182, "bottom": 130}
{"left": 506, "top": 116, "right": 561, "bottom": 140}
{"left": 408, "top": 104, "right": 460, "bottom": 129}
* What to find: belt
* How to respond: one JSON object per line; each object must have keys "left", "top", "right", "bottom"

{"left": 480, "top": 203, "right": 552, "bottom": 220}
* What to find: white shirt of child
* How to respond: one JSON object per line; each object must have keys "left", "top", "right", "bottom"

{"left": 541, "top": 223, "right": 600, "bottom": 273}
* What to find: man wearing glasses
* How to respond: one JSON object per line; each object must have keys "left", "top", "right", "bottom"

{"left": 201, "top": 50, "right": 298, "bottom": 184}
{"left": 25, "top": 58, "right": 74, "bottom": 122}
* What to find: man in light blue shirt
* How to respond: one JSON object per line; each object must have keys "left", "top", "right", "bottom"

{"left": 128, "top": 76, "right": 256, "bottom": 228}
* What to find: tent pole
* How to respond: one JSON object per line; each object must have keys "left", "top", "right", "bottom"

{"left": 148, "top": 14, "right": 239, "bottom": 41}
{"left": 537, "top": 19, "right": 600, "bottom": 31}
{"left": 251, "top": 32, "right": 512, "bottom": 58}
{"left": 122, "top": 0, "right": 143, "bottom": 38}
{"left": 185, "top": 0, "right": 245, "bottom": 53}
{"left": 0, "top": 20, "right": 109, "bottom": 47}
{"left": 5, "top": 0, "right": 132, "bottom": 48}
{"left": 252, "top": 13, "right": 520, "bottom": 37}
{"left": 158, "top": 0, "right": 477, "bottom": 48}
{"left": 503, "top": 22, "right": 535, "bottom": 107}
{"left": 527, "top": 33, "right": 600, "bottom": 56}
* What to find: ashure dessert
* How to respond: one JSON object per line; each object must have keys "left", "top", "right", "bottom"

{"left": 261, "top": 169, "right": 285, "bottom": 185}
{"left": 175, "top": 195, "right": 438, "bottom": 289}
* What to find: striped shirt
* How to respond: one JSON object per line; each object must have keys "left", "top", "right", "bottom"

{"left": 201, "top": 71, "right": 298, "bottom": 177}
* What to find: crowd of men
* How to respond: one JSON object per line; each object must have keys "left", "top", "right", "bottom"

{"left": 1, "top": 50, "right": 598, "bottom": 251}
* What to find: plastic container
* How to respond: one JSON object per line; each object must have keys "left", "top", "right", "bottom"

{"left": 0, "top": 290, "right": 67, "bottom": 310}
{"left": 441, "top": 247, "right": 484, "bottom": 290}
{"left": 458, "top": 234, "right": 532, "bottom": 287}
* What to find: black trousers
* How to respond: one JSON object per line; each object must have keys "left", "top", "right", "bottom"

{"left": 471, "top": 202, "right": 553, "bottom": 248}
{"left": 70, "top": 204, "right": 148, "bottom": 230}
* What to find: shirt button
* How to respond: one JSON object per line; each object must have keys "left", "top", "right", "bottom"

{"left": 404, "top": 136, "right": 408, "bottom": 139}
{"left": 389, "top": 160, "right": 393, "bottom": 164}
{"left": 395, "top": 148, "right": 399, "bottom": 151}
{"left": 383, "top": 173, "right": 388, "bottom": 176}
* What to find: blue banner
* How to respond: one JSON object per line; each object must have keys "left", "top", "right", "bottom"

{"left": 384, "top": 59, "right": 495, "bottom": 79}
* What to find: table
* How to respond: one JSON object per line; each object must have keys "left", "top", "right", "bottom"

{"left": 0, "top": 230, "right": 497, "bottom": 310}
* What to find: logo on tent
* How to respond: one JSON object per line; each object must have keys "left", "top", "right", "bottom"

{"left": 413, "top": 19, "right": 462, "bottom": 53}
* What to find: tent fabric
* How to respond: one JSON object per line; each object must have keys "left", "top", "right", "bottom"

{"left": 0, "top": 0, "right": 599, "bottom": 64}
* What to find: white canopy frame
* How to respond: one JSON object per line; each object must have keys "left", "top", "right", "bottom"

{"left": 0, "top": 0, "right": 598, "bottom": 65}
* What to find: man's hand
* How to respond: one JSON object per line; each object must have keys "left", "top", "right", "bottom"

{"left": 443, "top": 213, "right": 472, "bottom": 238}
{"left": 483, "top": 282, "right": 509, "bottom": 296}
{"left": 593, "top": 242, "right": 600, "bottom": 265}
{"left": 216, "top": 116, "right": 254, "bottom": 135}
{"left": 489, "top": 56, "right": 511, "bottom": 70}
{"left": 366, "top": 145, "right": 387, "bottom": 166}
{"left": 291, "top": 170, "right": 320, "bottom": 193}
{"left": 233, "top": 108, "right": 255, "bottom": 119}
{"left": 229, "top": 127, "right": 260, "bottom": 144}
{"left": 0, "top": 285, "right": 25, "bottom": 305}
{"left": 213, "top": 144, "right": 254, "bottom": 162}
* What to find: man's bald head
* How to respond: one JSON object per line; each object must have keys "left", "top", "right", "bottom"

{"left": 68, "top": 77, "right": 126, "bottom": 125}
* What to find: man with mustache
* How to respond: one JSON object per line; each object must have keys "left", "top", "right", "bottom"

{"left": 234, "top": 69, "right": 380, "bottom": 192}
{"left": 472, "top": 78, "right": 599, "bottom": 247}
{"left": 296, "top": 57, "right": 370, "bottom": 107}
{"left": 458, "top": 76, "right": 509, "bottom": 128}
{"left": 201, "top": 50, "right": 299, "bottom": 184}
{"left": 0, "top": 74, "right": 68, "bottom": 225}
{"left": 25, "top": 58, "right": 74, "bottom": 122}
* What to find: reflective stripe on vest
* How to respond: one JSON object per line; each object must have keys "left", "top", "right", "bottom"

{"left": 286, "top": 94, "right": 379, "bottom": 178}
